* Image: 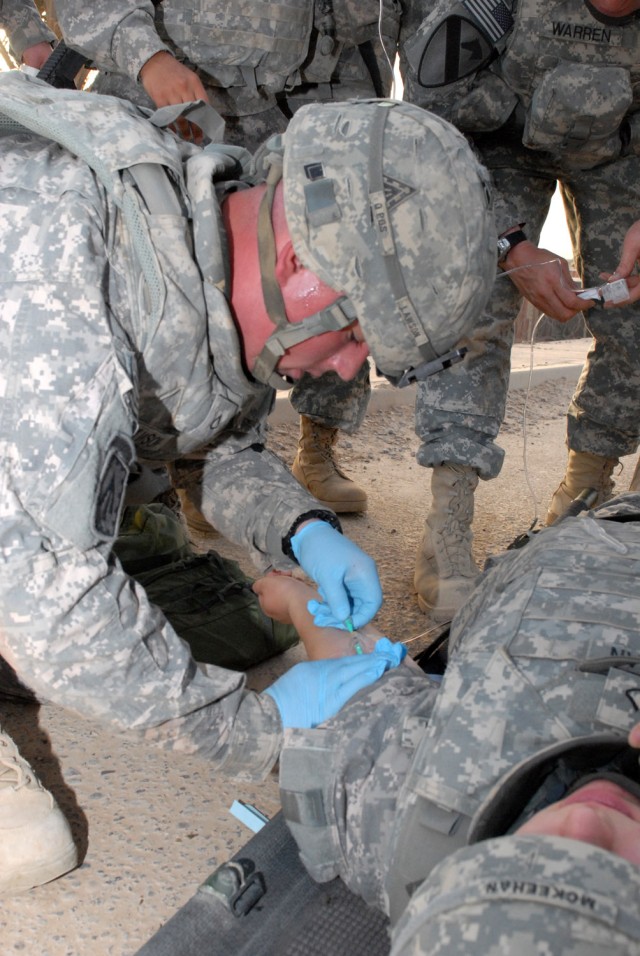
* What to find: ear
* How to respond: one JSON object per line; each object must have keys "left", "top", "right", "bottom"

{"left": 274, "top": 239, "right": 303, "bottom": 284}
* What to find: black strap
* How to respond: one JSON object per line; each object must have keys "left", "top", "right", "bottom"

{"left": 358, "top": 39, "right": 386, "bottom": 98}
{"left": 282, "top": 510, "right": 342, "bottom": 561}
{"left": 275, "top": 90, "right": 294, "bottom": 121}
{"left": 37, "top": 41, "right": 89, "bottom": 89}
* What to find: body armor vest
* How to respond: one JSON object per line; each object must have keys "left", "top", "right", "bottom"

{"left": 157, "top": 0, "right": 401, "bottom": 94}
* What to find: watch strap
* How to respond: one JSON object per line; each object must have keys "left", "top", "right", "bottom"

{"left": 497, "top": 228, "right": 528, "bottom": 263}
{"left": 282, "top": 510, "right": 342, "bottom": 561}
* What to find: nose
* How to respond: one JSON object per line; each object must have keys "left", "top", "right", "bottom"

{"left": 325, "top": 344, "right": 370, "bottom": 381}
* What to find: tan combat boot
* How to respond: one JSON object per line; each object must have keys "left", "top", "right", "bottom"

{"left": 0, "top": 726, "right": 78, "bottom": 895}
{"left": 414, "top": 463, "right": 479, "bottom": 623}
{"left": 544, "top": 450, "right": 618, "bottom": 525}
{"left": 176, "top": 489, "right": 218, "bottom": 538}
{"left": 291, "top": 416, "right": 367, "bottom": 513}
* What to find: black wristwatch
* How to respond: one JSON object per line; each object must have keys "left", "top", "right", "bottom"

{"left": 497, "top": 228, "right": 528, "bottom": 264}
{"left": 282, "top": 510, "right": 342, "bottom": 561}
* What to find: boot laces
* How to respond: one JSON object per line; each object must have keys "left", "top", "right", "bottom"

{"left": 434, "top": 525, "right": 476, "bottom": 577}
{"left": 432, "top": 475, "right": 476, "bottom": 576}
{"left": 0, "top": 733, "right": 35, "bottom": 791}
{"left": 310, "top": 426, "right": 350, "bottom": 477}
{"left": 311, "top": 426, "right": 337, "bottom": 461}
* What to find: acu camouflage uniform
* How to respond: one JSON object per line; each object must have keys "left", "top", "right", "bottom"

{"left": 0, "top": 72, "right": 341, "bottom": 775}
{"left": 0, "top": 0, "right": 55, "bottom": 61}
{"left": 398, "top": 0, "right": 640, "bottom": 479}
{"left": 55, "top": 0, "right": 403, "bottom": 434}
{"left": 279, "top": 493, "right": 640, "bottom": 924}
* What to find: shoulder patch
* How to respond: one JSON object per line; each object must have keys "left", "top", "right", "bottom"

{"left": 416, "top": 15, "right": 497, "bottom": 87}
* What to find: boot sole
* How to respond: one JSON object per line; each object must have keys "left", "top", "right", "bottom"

{"left": 290, "top": 464, "right": 367, "bottom": 513}
{"left": 318, "top": 499, "right": 368, "bottom": 514}
{"left": 416, "top": 593, "right": 454, "bottom": 624}
{"left": 298, "top": 487, "right": 368, "bottom": 513}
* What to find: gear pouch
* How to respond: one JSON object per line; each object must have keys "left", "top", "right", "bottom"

{"left": 524, "top": 62, "right": 632, "bottom": 168}
{"left": 161, "top": 0, "right": 313, "bottom": 92}
{"left": 114, "top": 504, "right": 299, "bottom": 670}
{"left": 454, "top": 72, "right": 518, "bottom": 132}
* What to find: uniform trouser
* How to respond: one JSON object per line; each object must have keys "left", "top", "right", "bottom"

{"left": 414, "top": 140, "right": 640, "bottom": 480}
{"left": 92, "top": 71, "right": 373, "bottom": 436}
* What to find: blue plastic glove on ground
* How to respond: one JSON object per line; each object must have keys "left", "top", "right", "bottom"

{"left": 265, "top": 638, "right": 406, "bottom": 728}
{"left": 291, "top": 521, "right": 383, "bottom": 630}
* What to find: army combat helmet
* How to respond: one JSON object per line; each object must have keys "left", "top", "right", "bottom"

{"left": 252, "top": 99, "right": 496, "bottom": 390}
{"left": 390, "top": 735, "right": 640, "bottom": 955}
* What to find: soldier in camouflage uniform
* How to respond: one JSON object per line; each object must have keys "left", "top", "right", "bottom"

{"left": 0, "top": 0, "right": 79, "bottom": 900}
{"left": 0, "top": 78, "right": 494, "bottom": 781}
{"left": 395, "top": 0, "right": 640, "bottom": 622}
{"left": 388, "top": 728, "right": 640, "bottom": 953}
{"left": 0, "top": 0, "right": 55, "bottom": 68}
{"left": 54, "top": 0, "right": 404, "bottom": 518}
{"left": 390, "top": 798, "right": 640, "bottom": 954}
{"left": 277, "top": 493, "right": 640, "bottom": 953}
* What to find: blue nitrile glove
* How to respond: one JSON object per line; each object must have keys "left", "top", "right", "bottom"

{"left": 265, "top": 638, "right": 406, "bottom": 728}
{"left": 291, "top": 521, "right": 383, "bottom": 630}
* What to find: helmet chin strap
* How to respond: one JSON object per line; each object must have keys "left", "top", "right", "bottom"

{"left": 252, "top": 160, "right": 358, "bottom": 390}
{"left": 253, "top": 297, "right": 360, "bottom": 390}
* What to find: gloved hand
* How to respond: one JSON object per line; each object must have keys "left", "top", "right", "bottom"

{"left": 265, "top": 638, "right": 406, "bottom": 729}
{"left": 291, "top": 521, "right": 382, "bottom": 630}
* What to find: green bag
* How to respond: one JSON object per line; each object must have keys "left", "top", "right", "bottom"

{"left": 113, "top": 504, "right": 299, "bottom": 671}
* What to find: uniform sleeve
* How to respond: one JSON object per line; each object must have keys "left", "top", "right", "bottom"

{"left": 492, "top": 190, "right": 527, "bottom": 238}
{"left": 171, "top": 435, "right": 340, "bottom": 573}
{"left": 0, "top": 131, "right": 283, "bottom": 780}
{"left": 278, "top": 669, "right": 437, "bottom": 912}
{"left": 0, "top": 0, "right": 56, "bottom": 61}
{"left": 55, "top": 0, "right": 168, "bottom": 81}
{"left": 0, "top": 543, "right": 283, "bottom": 779}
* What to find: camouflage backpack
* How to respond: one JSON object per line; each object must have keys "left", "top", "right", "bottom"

{"left": 113, "top": 504, "right": 299, "bottom": 671}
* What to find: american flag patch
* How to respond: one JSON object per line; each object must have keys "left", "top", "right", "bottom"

{"left": 462, "top": 0, "right": 514, "bottom": 43}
